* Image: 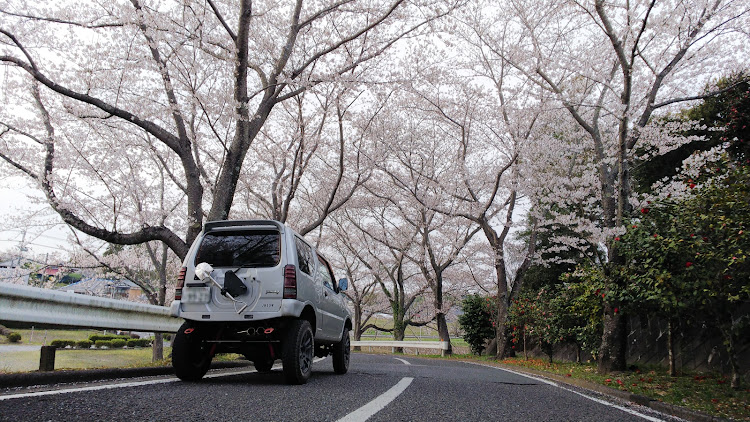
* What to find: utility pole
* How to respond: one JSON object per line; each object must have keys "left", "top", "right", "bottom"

{"left": 17, "top": 229, "right": 29, "bottom": 264}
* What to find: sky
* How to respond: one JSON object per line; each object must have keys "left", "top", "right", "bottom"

{"left": 0, "top": 176, "right": 71, "bottom": 261}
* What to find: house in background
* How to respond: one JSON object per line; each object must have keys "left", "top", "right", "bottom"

{"left": 0, "top": 257, "right": 30, "bottom": 269}
{"left": 41, "top": 266, "right": 60, "bottom": 281}
{"left": 59, "top": 278, "right": 146, "bottom": 302}
{"left": 0, "top": 258, "right": 31, "bottom": 285}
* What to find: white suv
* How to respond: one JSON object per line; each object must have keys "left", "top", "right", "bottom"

{"left": 170, "top": 220, "right": 351, "bottom": 384}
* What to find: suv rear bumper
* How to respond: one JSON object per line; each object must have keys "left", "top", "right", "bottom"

{"left": 171, "top": 299, "right": 307, "bottom": 322}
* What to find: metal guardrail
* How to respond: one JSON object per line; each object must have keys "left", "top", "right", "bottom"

{"left": 0, "top": 283, "right": 183, "bottom": 333}
{"left": 1, "top": 283, "right": 452, "bottom": 359}
{"left": 351, "top": 340, "right": 451, "bottom": 357}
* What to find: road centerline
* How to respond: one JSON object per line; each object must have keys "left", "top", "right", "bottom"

{"left": 336, "top": 377, "right": 414, "bottom": 422}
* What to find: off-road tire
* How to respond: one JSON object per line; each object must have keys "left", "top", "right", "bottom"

{"left": 172, "top": 322, "right": 213, "bottom": 381}
{"left": 282, "top": 319, "right": 314, "bottom": 384}
{"left": 332, "top": 328, "right": 350, "bottom": 374}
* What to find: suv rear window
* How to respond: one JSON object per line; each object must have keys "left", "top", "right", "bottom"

{"left": 194, "top": 229, "right": 280, "bottom": 267}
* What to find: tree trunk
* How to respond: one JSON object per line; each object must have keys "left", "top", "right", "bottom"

{"left": 729, "top": 352, "right": 741, "bottom": 390}
{"left": 436, "top": 312, "right": 452, "bottom": 355}
{"left": 597, "top": 306, "right": 627, "bottom": 373}
{"left": 725, "top": 322, "right": 742, "bottom": 390}
{"left": 494, "top": 300, "right": 509, "bottom": 359}
{"left": 393, "top": 323, "right": 405, "bottom": 354}
{"left": 667, "top": 319, "right": 676, "bottom": 377}
{"left": 208, "top": 101, "right": 274, "bottom": 221}
{"left": 492, "top": 257, "right": 510, "bottom": 360}
{"left": 599, "top": 236, "right": 627, "bottom": 373}
{"left": 352, "top": 305, "right": 362, "bottom": 352}
{"left": 152, "top": 244, "right": 168, "bottom": 362}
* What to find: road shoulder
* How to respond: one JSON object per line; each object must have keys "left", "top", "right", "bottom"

{"left": 463, "top": 360, "right": 730, "bottom": 422}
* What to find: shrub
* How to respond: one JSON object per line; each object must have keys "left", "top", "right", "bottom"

{"left": 126, "top": 339, "right": 153, "bottom": 348}
{"left": 110, "top": 339, "right": 127, "bottom": 348}
{"left": 458, "top": 294, "right": 496, "bottom": 355}
{"left": 7, "top": 332, "right": 22, "bottom": 343}
{"left": 130, "top": 333, "right": 140, "bottom": 339}
{"left": 77, "top": 340, "right": 93, "bottom": 349}
{"left": 95, "top": 340, "right": 113, "bottom": 348}
{"left": 0, "top": 324, "right": 10, "bottom": 336}
{"left": 50, "top": 339, "right": 76, "bottom": 348}
{"left": 90, "top": 334, "right": 130, "bottom": 342}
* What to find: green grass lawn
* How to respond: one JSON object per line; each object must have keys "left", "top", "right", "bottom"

{"left": 0, "top": 348, "right": 170, "bottom": 373}
{"left": 0, "top": 328, "right": 108, "bottom": 345}
{"left": 0, "top": 328, "right": 172, "bottom": 373}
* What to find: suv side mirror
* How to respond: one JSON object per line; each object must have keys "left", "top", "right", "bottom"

{"left": 338, "top": 278, "right": 348, "bottom": 292}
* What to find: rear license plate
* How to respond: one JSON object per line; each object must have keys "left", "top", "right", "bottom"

{"left": 183, "top": 287, "right": 211, "bottom": 303}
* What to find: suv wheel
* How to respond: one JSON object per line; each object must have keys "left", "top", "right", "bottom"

{"left": 282, "top": 319, "right": 314, "bottom": 384}
{"left": 172, "top": 322, "right": 213, "bottom": 381}
{"left": 332, "top": 328, "right": 350, "bottom": 374}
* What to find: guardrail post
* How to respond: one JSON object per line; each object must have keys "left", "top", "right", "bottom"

{"left": 39, "top": 345, "right": 56, "bottom": 371}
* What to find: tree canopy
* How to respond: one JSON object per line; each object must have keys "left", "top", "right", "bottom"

{"left": 1, "top": 0, "right": 748, "bottom": 378}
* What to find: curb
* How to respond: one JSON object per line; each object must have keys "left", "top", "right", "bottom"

{"left": 0, "top": 361, "right": 252, "bottom": 389}
{"left": 493, "top": 364, "right": 731, "bottom": 422}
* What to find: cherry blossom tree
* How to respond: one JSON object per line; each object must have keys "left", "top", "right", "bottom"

{"left": 0, "top": 0, "right": 458, "bottom": 259}
{"left": 339, "top": 191, "right": 435, "bottom": 346}
{"left": 326, "top": 215, "right": 393, "bottom": 344}
{"left": 234, "top": 82, "right": 378, "bottom": 235}
{"left": 365, "top": 94, "right": 485, "bottom": 351}
{"left": 372, "top": 40, "right": 545, "bottom": 356}
{"left": 464, "top": 0, "right": 750, "bottom": 371}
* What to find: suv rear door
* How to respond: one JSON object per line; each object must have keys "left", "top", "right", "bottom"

{"left": 191, "top": 225, "right": 282, "bottom": 314}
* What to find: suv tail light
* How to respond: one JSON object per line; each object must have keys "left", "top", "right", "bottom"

{"left": 175, "top": 267, "right": 187, "bottom": 300}
{"left": 283, "top": 265, "right": 297, "bottom": 299}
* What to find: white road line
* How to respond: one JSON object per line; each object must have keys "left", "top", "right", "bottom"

{"left": 559, "top": 385, "right": 664, "bottom": 422}
{"left": 394, "top": 358, "right": 410, "bottom": 365}
{"left": 0, "top": 370, "right": 257, "bottom": 401}
{"left": 0, "top": 358, "right": 327, "bottom": 402}
{"left": 336, "top": 377, "right": 414, "bottom": 422}
{"left": 2, "top": 375, "right": 181, "bottom": 401}
{"left": 464, "top": 362, "right": 664, "bottom": 422}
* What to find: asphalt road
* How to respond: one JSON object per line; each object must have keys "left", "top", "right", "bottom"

{"left": 0, "top": 354, "right": 683, "bottom": 422}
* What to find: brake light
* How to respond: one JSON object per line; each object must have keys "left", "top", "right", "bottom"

{"left": 283, "top": 265, "right": 297, "bottom": 299}
{"left": 175, "top": 267, "right": 187, "bottom": 300}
